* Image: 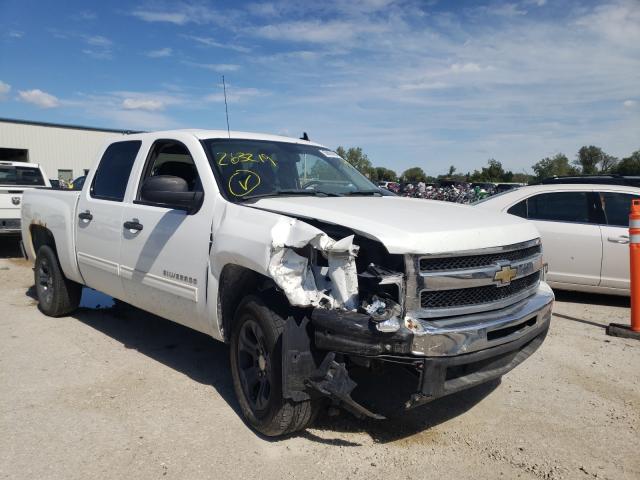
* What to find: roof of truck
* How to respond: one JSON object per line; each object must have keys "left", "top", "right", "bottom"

{"left": 0, "top": 161, "right": 42, "bottom": 168}
{"left": 130, "top": 129, "right": 327, "bottom": 148}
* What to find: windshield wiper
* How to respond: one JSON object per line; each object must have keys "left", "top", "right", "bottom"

{"left": 343, "top": 189, "right": 383, "bottom": 196}
{"left": 239, "top": 189, "right": 342, "bottom": 201}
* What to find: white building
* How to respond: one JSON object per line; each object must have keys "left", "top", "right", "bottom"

{"left": 0, "top": 118, "right": 138, "bottom": 183}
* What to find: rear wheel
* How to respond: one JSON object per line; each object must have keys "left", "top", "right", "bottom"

{"left": 230, "top": 295, "right": 317, "bottom": 436}
{"left": 34, "top": 245, "right": 82, "bottom": 317}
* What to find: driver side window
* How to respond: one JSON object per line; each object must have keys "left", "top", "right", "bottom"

{"left": 137, "top": 140, "right": 202, "bottom": 202}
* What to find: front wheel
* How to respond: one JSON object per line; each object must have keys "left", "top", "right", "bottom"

{"left": 230, "top": 295, "right": 317, "bottom": 436}
{"left": 34, "top": 245, "right": 82, "bottom": 317}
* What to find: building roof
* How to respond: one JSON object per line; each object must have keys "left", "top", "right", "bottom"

{"left": 0, "top": 117, "right": 143, "bottom": 135}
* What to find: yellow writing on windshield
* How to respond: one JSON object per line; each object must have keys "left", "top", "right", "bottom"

{"left": 228, "top": 169, "right": 261, "bottom": 197}
{"left": 216, "top": 152, "right": 277, "bottom": 167}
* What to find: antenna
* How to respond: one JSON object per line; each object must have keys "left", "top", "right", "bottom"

{"left": 222, "top": 75, "right": 231, "bottom": 139}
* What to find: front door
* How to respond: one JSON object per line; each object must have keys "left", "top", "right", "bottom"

{"left": 76, "top": 140, "right": 142, "bottom": 299}
{"left": 118, "top": 138, "right": 213, "bottom": 334}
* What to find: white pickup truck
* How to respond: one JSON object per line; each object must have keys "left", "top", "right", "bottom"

{"left": 21, "top": 130, "right": 553, "bottom": 436}
{"left": 1, "top": 161, "right": 50, "bottom": 235}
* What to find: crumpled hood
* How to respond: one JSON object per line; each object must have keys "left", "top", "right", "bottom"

{"left": 250, "top": 196, "right": 539, "bottom": 254}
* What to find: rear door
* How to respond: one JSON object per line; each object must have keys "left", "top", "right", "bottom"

{"left": 118, "top": 137, "right": 213, "bottom": 334}
{"left": 511, "top": 191, "right": 602, "bottom": 286}
{"left": 76, "top": 140, "right": 142, "bottom": 299}
{"left": 598, "top": 191, "right": 640, "bottom": 290}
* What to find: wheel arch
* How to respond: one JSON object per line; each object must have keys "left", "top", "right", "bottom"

{"left": 217, "top": 263, "right": 285, "bottom": 342}
{"left": 29, "top": 224, "right": 58, "bottom": 257}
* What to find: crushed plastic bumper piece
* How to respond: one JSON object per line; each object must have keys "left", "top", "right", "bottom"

{"left": 306, "top": 353, "right": 385, "bottom": 420}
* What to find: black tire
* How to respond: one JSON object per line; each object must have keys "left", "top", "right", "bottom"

{"left": 230, "top": 295, "right": 317, "bottom": 437}
{"left": 34, "top": 245, "right": 82, "bottom": 317}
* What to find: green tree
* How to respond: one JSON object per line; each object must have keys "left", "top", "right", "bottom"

{"left": 511, "top": 172, "right": 533, "bottom": 184}
{"left": 470, "top": 159, "right": 507, "bottom": 182}
{"left": 335, "top": 146, "right": 373, "bottom": 176}
{"left": 531, "top": 153, "right": 579, "bottom": 181}
{"left": 401, "top": 167, "right": 428, "bottom": 183}
{"left": 575, "top": 146, "right": 617, "bottom": 174}
{"left": 374, "top": 167, "right": 398, "bottom": 182}
{"left": 614, "top": 150, "right": 640, "bottom": 175}
{"left": 600, "top": 153, "right": 618, "bottom": 173}
{"left": 447, "top": 165, "right": 457, "bottom": 176}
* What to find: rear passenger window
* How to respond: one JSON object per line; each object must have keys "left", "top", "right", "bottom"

{"left": 507, "top": 200, "right": 527, "bottom": 218}
{"left": 91, "top": 141, "right": 141, "bottom": 201}
{"left": 600, "top": 192, "right": 640, "bottom": 227}
{"left": 527, "top": 192, "right": 590, "bottom": 223}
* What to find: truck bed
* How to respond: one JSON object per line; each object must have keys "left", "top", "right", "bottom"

{"left": 21, "top": 189, "right": 83, "bottom": 284}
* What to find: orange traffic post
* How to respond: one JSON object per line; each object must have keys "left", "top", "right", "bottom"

{"left": 607, "top": 199, "right": 640, "bottom": 339}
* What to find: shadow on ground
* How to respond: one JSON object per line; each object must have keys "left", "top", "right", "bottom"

{"left": 553, "top": 289, "right": 629, "bottom": 308}
{"left": 28, "top": 286, "right": 500, "bottom": 445}
{"left": 304, "top": 379, "right": 499, "bottom": 445}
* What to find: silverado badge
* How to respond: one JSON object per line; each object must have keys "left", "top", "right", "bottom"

{"left": 494, "top": 265, "right": 518, "bottom": 285}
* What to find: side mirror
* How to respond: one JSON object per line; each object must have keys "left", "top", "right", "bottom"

{"left": 140, "top": 175, "right": 204, "bottom": 214}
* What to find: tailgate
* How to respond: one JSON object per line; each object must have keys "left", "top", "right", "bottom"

{"left": 0, "top": 187, "right": 24, "bottom": 219}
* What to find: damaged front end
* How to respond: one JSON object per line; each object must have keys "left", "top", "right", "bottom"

{"left": 265, "top": 217, "right": 552, "bottom": 420}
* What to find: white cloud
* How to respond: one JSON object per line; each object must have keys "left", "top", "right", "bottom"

{"left": 130, "top": 3, "right": 222, "bottom": 25}
{"left": 449, "top": 62, "right": 484, "bottom": 73}
{"left": 85, "top": 35, "right": 112, "bottom": 47}
{"left": 399, "top": 81, "right": 448, "bottom": 91}
{"left": 132, "top": 10, "right": 189, "bottom": 24}
{"left": 0, "top": 80, "right": 11, "bottom": 98}
{"left": 72, "top": 11, "right": 97, "bottom": 21}
{"left": 205, "top": 86, "right": 262, "bottom": 103}
{"left": 6, "top": 30, "right": 24, "bottom": 38}
{"left": 99, "top": 109, "right": 177, "bottom": 130}
{"left": 574, "top": 0, "right": 640, "bottom": 46}
{"left": 254, "top": 20, "right": 388, "bottom": 43}
{"left": 122, "top": 98, "right": 165, "bottom": 111}
{"left": 185, "top": 62, "right": 241, "bottom": 72}
{"left": 18, "top": 89, "right": 60, "bottom": 108}
{"left": 69, "top": 34, "right": 115, "bottom": 59}
{"left": 247, "top": 2, "right": 280, "bottom": 17}
{"left": 146, "top": 47, "right": 172, "bottom": 58}
{"left": 486, "top": 3, "right": 528, "bottom": 17}
{"left": 624, "top": 100, "right": 637, "bottom": 108}
{"left": 183, "top": 35, "right": 251, "bottom": 53}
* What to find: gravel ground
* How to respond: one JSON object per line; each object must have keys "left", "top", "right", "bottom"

{"left": 0, "top": 237, "right": 638, "bottom": 480}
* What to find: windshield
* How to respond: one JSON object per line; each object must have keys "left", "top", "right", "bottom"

{"left": 0, "top": 165, "right": 45, "bottom": 186}
{"left": 202, "top": 139, "right": 380, "bottom": 201}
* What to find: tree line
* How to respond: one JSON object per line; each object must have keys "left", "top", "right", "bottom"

{"left": 334, "top": 145, "right": 640, "bottom": 184}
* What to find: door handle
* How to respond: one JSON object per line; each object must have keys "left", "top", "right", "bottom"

{"left": 123, "top": 220, "right": 143, "bottom": 232}
{"left": 78, "top": 210, "right": 93, "bottom": 221}
{"left": 607, "top": 235, "right": 629, "bottom": 244}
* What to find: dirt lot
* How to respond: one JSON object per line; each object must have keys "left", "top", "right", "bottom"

{"left": 1, "top": 237, "right": 638, "bottom": 480}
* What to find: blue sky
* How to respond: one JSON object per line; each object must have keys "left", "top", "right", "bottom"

{"left": 0, "top": 0, "right": 638, "bottom": 175}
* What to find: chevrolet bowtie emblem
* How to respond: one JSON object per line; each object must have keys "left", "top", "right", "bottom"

{"left": 494, "top": 265, "right": 518, "bottom": 285}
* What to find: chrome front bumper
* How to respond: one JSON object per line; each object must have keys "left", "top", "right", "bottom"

{"left": 408, "top": 282, "right": 554, "bottom": 357}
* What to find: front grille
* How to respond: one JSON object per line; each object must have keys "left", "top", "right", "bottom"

{"left": 420, "top": 272, "right": 540, "bottom": 309}
{"left": 420, "top": 244, "right": 541, "bottom": 271}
